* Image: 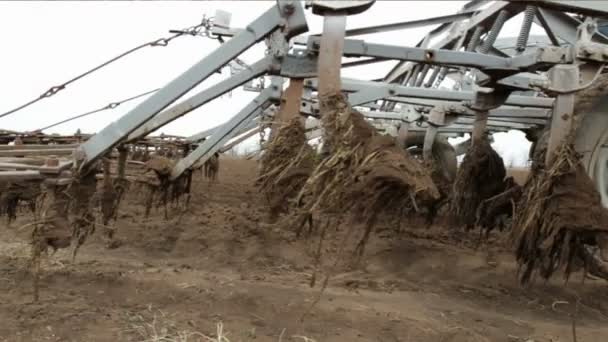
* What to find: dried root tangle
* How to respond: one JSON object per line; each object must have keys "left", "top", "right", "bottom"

{"left": 257, "top": 117, "right": 316, "bottom": 219}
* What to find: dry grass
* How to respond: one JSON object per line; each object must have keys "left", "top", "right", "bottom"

{"left": 506, "top": 167, "right": 529, "bottom": 186}
{"left": 123, "top": 306, "right": 230, "bottom": 342}
{"left": 123, "top": 306, "right": 315, "bottom": 342}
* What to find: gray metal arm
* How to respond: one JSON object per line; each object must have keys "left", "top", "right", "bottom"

{"left": 307, "top": 37, "right": 571, "bottom": 76}
{"left": 301, "top": 78, "right": 554, "bottom": 108}
{"left": 127, "top": 56, "right": 272, "bottom": 142}
{"left": 76, "top": 1, "right": 307, "bottom": 171}
{"left": 186, "top": 108, "right": 263, "bottom": 143}
{"left": 384, "top": 1, "right": 515, "bottom": 83}
{"left": 170, "top": 88, "right": 274, "bottom": 180}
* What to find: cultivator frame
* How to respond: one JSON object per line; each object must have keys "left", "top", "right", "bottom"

{"left": 3, "top": 0, "right": 608, "bottom": 202}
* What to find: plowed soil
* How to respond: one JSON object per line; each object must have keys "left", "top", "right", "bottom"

{"left": 1, "top": 158, "right": 607, "bottom": 342}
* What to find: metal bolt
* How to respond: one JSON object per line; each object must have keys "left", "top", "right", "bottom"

{"left": 283, "top": 2, "right": 295, "bottom": 15}
{"left": 45, "top": 156, "right": 59, "bottom": 167}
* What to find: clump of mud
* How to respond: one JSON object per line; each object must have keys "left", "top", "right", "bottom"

{"left": 137, "top": 156, "right": 192, "bottom": 218}
{"left": 256, "top": 116, "right": 316, "bottom": 219}
{"left": 475, "top": 176, "right": 522, "bottom": 239}
{"left": 29, "top": 170, "right": 97, "bottom": 300}
{"left": 0, "top": 181, "right": 40, "bottom": 223}
{"left": 421, "top": 157, "right": 453, "bottom": 225}
{"left": 203, "top": 153, "right": 220, "bottom": 182}
{"left": 449, "top": 137, "right": 506, "bottom": 229}
{"left": 70, "top": 170, "right": 99, "bottom": 257}
{"left": 511, "top": 74, "right": 608, "bottom": 284}
{"left": 293, "top": 93, "right": 439, "bottom": 258}
{"left": 99, "top": 158, "right": 130, "bottom": 241}
{"left": 511, "top": 138, "right": 608, "bottom": 284}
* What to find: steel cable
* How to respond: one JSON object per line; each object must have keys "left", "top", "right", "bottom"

{"left": 0, "top": 15, "right": 218, "bottom": 119}
{"left": 33, "top": 88, "right": 160, "bottom": 132}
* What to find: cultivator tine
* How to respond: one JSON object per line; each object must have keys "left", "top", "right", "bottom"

{"left": 544, "top": 65, "right": 579, "bottom": 165}
{"left": 317, "top": 15, "right": 346, "bottom": 97}
{"left": 268, "top": 78, "right": 305, "bottom": 141}
{"left": 423, "top": 106, "right": 446, "bottom": 161}
{"left": 310, "top": 0, "right": 375, "bottom": 97}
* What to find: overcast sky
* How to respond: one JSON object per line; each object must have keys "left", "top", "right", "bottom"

{"left": 0, "top": 1, "right": 536, "bottom": 166}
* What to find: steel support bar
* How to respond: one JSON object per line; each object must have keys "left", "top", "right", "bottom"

{"left": 127, "top": 56, "right": 272, "bottom": 142}
{"left": 0, "top": 157, "right": 46, "bottom": 165}
{"left": 546, "top": 65, "right": 579, "bottom": 165}
{"left": 0, "top": 162, "right": 42, "bottom": 171}
{"left": 77, "top": 2, "right": 307, "bottom": 171}
{"left": 334, "top": 78, "right": 554, "bottom": 108}
{"left": 0, "top": 148, "right": 75, "bottom": 157}
{"left": 533, "top": 0, "right": 608, "bottom": 18}
{"left": 186, "top": 109, "right": 263, "bottom": 143}
{"left": 339, "top": 11, "right": 475, "bottom": 37}
{"left": 170, "top": 89, "right": 273, "bottom": 180}
{"left": 0, "top": 170, "right": 43, "bottom": 182}
{"left": 312, "top": 38, "right": 513, "bottom": 71}
{"left": 384, "top": 1, "right": 514, "bottom": 83}
{"left": 0, "top": 144, "right": 79, "bottom": 150}
{"left": 219, "top": 126, "right": 261, "bottom": 153}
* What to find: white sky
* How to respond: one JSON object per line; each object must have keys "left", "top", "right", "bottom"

{"left": 0, "top": 1, "right": 534, "bottom": 165}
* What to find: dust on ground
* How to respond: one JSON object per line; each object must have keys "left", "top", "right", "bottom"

{"left": 1, "top": 157, "right": 607, "bottom": 342}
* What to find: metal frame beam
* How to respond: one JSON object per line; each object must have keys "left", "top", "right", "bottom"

{"left": 76, "top": 1, "right": 307, "bottom": 171}
{"left": 170, "top": 87, "right": 276, "bottom": 180}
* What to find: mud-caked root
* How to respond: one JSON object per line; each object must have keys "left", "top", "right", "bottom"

{"left": 0, "top": 181, "right": 40, "bottom": 223}
{"left": 99, "top": 158, "right": 130, "bottom": 242}
{"left": 475, "top": 176, "right": 522, "bottom": 240}
{"left": 256, "top": 117, "right": 316, "bottom": 219}
{"left": 293, "top": 93, "right": 439, "bottom": 258}
{"left": 511, "top": 138, "right": 608, "bottom": 284}
{"left": 138, "top": 156, "right": 192, "bottom": 218}
{"left": 449, "top": 138, "right": 506, "bottom": 229}
{"left": 421, "top": 158, "right": 453, "bottom": 225}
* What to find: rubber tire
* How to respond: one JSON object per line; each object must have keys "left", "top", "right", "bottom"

{"left": 575, "top": 107, "right": 608, "bottom": 207}
{"left": 405, "top": 135, "right": 457, "bottom": 183}
{"left": 529, "top": 102, "right": 608, "bottom": 207}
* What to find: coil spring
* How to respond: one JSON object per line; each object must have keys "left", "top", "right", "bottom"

{"left": 479, "top": 9, "right": 509, "bottom": 54}
{"left": 516, "top": 5, "right": 537, "bottom": 53}
{"left": 466, "top": 26, "right": 484, "bottom": 52}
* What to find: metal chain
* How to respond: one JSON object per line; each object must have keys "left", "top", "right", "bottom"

{"left": 33, "top": 88, "right": 160, "bottom": 132}
{"left": 0, "top": 15, "right": 218, "bottom": 120}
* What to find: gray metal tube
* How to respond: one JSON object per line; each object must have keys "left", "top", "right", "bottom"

{"left": 127, "top": 57, "right": 272, "bottom": 142}
{"left": 170, "top": 89, "right": 272, "bottom": 180}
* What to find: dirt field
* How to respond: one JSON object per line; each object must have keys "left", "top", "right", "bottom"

{"left": 506, "top": 168, "right": 529, "bottom": 186}
{"left": 1, "top": 157, "right": 607, "bottom": 342}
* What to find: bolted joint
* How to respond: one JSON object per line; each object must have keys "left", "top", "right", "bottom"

{"left": 469, "top": 87, "right": 511, "bottom": 112}
{"left": 427, "top": 106, "right": 447, "bottom": 126}
{"left": 308, "top": 0, "right": 375, "bottom": 16}
{"left": 281, "top": 1, "right": 295, "bottom": 16}
{"left": 576, "top": 42, "right": 608, "bottom": 63}
{"left": 45, "top": 156, "right": 59, "bottom": 167}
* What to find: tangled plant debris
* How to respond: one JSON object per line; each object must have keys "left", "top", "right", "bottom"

{"left": 256, "top": 116, "right": 316, "bottom": 220}
{"left": 0, "top": 181, "right": 40, "bottom": 223}
{"left": 293, "top": 93, "right": 439, "bottom": 261}
{"left": 138, "top": 156, "right": 192, "bottom": 219}
{"left": 511, "top": 136, "right": 608, "bottom": 283}
{"left": 449, "top": 136, "right": 506, "bottom": 229}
